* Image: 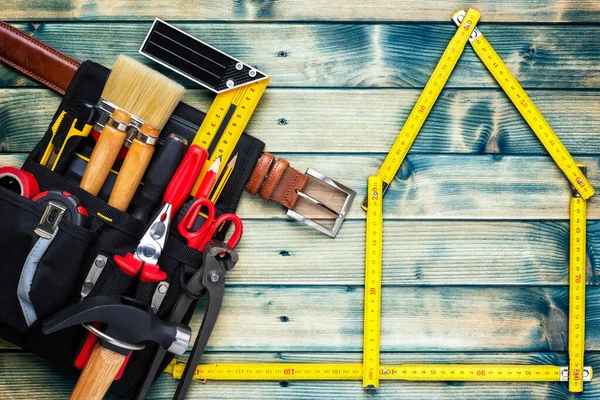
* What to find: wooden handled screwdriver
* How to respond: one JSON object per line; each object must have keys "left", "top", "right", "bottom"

{"left": 80, "top": 55, "right": 184, "bottom": 197}
{"left": 108, "top": 124, "right": 159, "bottom": 212}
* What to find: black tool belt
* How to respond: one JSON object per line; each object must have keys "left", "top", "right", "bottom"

{"left": 0, "top": 61, "right": 264, "bottom": 398}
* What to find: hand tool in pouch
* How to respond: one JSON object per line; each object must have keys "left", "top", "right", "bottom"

{"left": 80, "top": 55, "right": 184, "bottom": 196}
{"left": 363, "top": 176, "right": 383, "bottom": 387}
{"left": 361, "top": 8, "right": 481, "bottom": 210}
{"left": 76, "top": 203, "right": 173, "bottom": 370}
{"left": 167, "top": 362, "right": 592, "bottom": 383}
{"left": 108, "top": 123, "right": 159, "bottom": 212}
{"left": 33, "top": 190, "right": 91, "bottom": 230}
{"left": 135, "top": 241, "right": 238, "bottom": 400}
{"left": 569, "top": 164, "right": 587, "bottom": 392}
{"left": 40, "top": 101, "right": 95, "bottom": 174}
{"left": 451, "top": 10, "right": 594, "bottom": 200}
{"left": 131, "top": 134, "right": 188, "bottom": 221}
{"left": 42, "top": 296, "right": 191, "bottom": 400}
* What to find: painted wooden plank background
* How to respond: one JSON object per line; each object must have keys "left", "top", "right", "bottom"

{"left": 2, "top": 23, "right": 600, "bottom": 89}
{"left": 2, "top": 0, "right": 600, "bottom": 22}
{"left": 1, "top": 1, "right": 600, "bottom": 399}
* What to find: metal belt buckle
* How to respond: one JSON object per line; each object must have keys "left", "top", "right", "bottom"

{"left": 286, "top": 169, "right": 356, "bottom": 238}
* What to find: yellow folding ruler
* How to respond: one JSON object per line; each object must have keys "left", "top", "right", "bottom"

{"left": 451, "top": 10, "right": 594, "bottom": 200}
{"left": 361, "top": 8, "right": 481, "bottom": 210}
{"left": 569, "top": 164, "right": 587, "bottom": 392}
{"left": 190, "top": 78, "right": 270, "bottom": 196}
{"left": 165, "top": 361, "right": 592, "bottom": 383}
{"left": 363, "top": 176, "right": 383, "bottom": 387}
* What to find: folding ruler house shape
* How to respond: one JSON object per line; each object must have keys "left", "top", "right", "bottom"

{"left": 166, "top": 9, "right": 593, "bottom": 393}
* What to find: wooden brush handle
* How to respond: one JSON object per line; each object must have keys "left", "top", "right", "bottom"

{"left": 69, "top": 343, "right": 126, "bottom": 400}
{"left": 80, "top": 109, "right": 130, "bottom": 196}
{"left": 108, "top": 132, "right": 157, "bottom": 212}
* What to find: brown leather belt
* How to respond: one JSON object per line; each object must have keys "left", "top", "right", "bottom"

{"left": 0, "top": 21, "right": 355, "bottom": 236}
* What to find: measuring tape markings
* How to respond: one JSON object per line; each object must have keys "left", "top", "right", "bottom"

{"left": 361, "top": 8, "right": 481, "bottom": 210}
{"left": 451, "top": 10, "right": 594, "bottom": 200}
{"left": 363, "top": 176, "right": 383, "bottom": 387}
{"left": 167, "top": 362, "right": 592, "bottom": 382}
{"left": 191, "top": 78, "right": 270, "bottom": 196}
{"left": 569, "top": 165, "right": 587, "bottom": 392}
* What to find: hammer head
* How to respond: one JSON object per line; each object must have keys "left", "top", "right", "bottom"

{"left": 42, "top": 296, "right": 191, "bottom": 355}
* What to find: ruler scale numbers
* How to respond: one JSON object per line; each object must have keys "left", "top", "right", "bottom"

{"left": 363, "top": 176, "right": 383, "bottom": 387}
{"left": 191, "top": 78, "right": 270, "bottom": 196}
{"left": 167, "top": 362, "right": 592, "bottom": 383}
{"left": 569, "top": 165, "right": 587, "bottom": 392}
{"left": 361, "top": 8, "right": 481, "bottom": 210}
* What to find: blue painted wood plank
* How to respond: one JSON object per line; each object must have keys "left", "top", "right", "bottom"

{"left": 2, "top": 0, "right": 599, "bottom": 22}
{"left": 1, "top": 23, "right": 599, "bottom": 89}
{"left": 2, "top": 89, "right": 600, "bottom": 155}
{"left": 179, "top": 286, "right": 600, "bottom": 353}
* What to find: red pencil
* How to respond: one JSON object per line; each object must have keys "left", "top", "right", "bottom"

{"left": 195, "top": 156, "right": 221, "bottom": 198}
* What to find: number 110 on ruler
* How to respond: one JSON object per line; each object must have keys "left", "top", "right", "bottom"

{"left": 364, "top": 176, "right": 383, "bottom": 387}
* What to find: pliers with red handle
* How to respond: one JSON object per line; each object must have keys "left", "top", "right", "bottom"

{"left": 74, "top": 203, "right": 172, "bottom": 372}
{"left": 114, "top": 202, "right": 172, "bottom": 283}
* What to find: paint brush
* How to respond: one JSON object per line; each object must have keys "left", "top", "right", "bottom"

{"left": 80, "top": 55, "right": 184, "bottom": 197}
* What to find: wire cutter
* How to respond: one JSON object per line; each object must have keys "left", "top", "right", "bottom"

{"left": 114, "top": 202, "right": 172, "bottom": 282}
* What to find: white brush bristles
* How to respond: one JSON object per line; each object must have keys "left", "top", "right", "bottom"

{"left": 102, "top": 55, "right": 185, "bottom": 129}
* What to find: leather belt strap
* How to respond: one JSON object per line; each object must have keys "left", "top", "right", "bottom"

{"left": 0, "top": 21, "right": 79, "bottom": 95}
{"left": 0, "top": 21, "right": 311, "bottom": 211}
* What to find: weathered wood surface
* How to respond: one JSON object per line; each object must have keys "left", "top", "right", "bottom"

{"left": 2, "top": 153, "right": 598, "bottom": 220}
{"left": 2, "top": 153, "right": 599, "bottom": 220}
{"left": 2, "top": 89, "right": 600, "bottom": 155}
{"left": 1, "top": 352, "right": 600, "bottom": 399}
{"left": 2, "top": 1, "right": 600, "bottom": 22}
{"left": 1, "top": 1, "right": 600, "bottom": 399}
{"left": 1, "top": 23, "right": 600, "bottom": 89}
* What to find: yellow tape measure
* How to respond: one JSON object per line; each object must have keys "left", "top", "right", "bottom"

{"left": 363, "top": 176, "right": 383, "bottom": 387}
{"left": 452, "top": 10, "right": 594, "bottom": 200}
{"left": 166, "top": 361, "right": 592, "bottom": 383}
{"left": 569, "top": 164, "right": 587, "bottom": 392}
{"left": 361, "top": 8, "right": 481, "bottom": 210}
{"left": 191, "top": 77, "right": 270, "bottom": 196}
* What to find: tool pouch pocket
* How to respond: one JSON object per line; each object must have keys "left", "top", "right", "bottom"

{"left": 0, "top": 184, "right": 96, "bottom": 332}
{"left": 0, "top": 60, "right": 264, "bottom": 398}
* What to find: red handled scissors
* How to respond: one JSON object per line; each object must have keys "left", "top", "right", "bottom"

{"left": 177, "top": 197, "right": 243, "bottom": 251}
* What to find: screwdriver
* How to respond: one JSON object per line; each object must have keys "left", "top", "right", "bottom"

{"left": 131, "top": 134, "right": 188, "bottom": 221}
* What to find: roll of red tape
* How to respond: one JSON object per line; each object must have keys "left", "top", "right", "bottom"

{"left": 0, "top": 166, "right": 40, "bottom": 198}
